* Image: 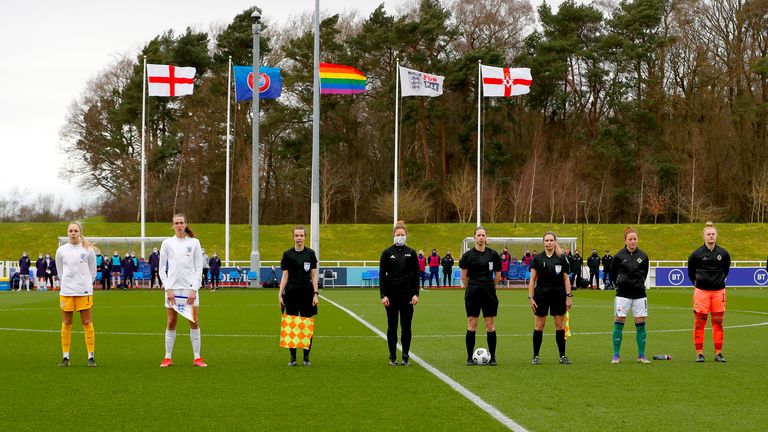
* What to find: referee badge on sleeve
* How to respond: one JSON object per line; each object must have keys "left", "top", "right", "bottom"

{"left": 304, "top": 262, "right": 310, "bottom": 272}
{"left": 488, "top": 262, "right": 494, "bottom": 271}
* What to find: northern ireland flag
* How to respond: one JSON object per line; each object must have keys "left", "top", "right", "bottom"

{"left": 481, "top": 65, "right": 531, "bottom": 97}
{"left": 147, "top": 64, "right": 196, "bottom": 97}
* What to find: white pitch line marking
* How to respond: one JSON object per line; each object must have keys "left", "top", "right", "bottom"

{"left": 320, "top": 294, "right": 529, "bottom": 432}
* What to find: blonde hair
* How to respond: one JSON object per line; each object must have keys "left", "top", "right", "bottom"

{"left": 703, "top": 221, "right": 716, "bottom": 234}
{"left": 173, "top": 213, "right": 195, "bottom": 238}
{"left": 393, "top": 220, "right": 408, "bottom": 235}
{"left": 69, "top": 221, "right": 92, "bottom": 250}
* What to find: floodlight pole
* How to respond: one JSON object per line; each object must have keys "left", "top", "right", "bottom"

{"left": 580, "top": 200, "right": 586, "bottom": 255}
{"left": 310, "top": 0, "right": 321, "bottom": 259}
{"left": 249, "top": 9, "right": 262, "bottom": 287}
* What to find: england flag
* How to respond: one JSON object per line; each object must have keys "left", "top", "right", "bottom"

{"left": 481, "top": 65, "right": 532, "bottom": 97}
{"left": 147, "top": 64, "right": 196, "bottom": 97}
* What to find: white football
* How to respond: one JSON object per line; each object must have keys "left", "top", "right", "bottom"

{"left": 473, "top": 348, "right": 491, "bottom": 365}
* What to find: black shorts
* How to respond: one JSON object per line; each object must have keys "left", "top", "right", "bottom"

{"left": 533, "top": 289, "right": 566, "bottom": 317}
{"left": 283, "top": 294, "right": 317, "bottom": 318}
{"left": 464, "top": 285, "right": 498, "bottom": 317}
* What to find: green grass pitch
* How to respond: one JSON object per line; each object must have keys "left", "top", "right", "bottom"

{"left": 0, "top": 288, "right": 765, "bottom": 431}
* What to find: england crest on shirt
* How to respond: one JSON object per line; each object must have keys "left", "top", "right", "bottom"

{"left": 304, "top": 262, "right": 310, "bottom": 272}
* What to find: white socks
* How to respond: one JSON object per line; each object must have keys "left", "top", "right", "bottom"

{"left": 190, "top": 329, "right": 201, "bottom": 359}
{"left": 63, "top": 351, "right": 70, "bottom": 359}
{"left": 165, "top": 329, "right": 176, "bottom": 358}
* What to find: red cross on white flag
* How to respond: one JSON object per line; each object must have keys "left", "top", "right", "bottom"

{"left": 481, "top": 65, "right": 532, "bottom": 97}
{"left": 147, "top": 64, "right": 196, "bottom": 97}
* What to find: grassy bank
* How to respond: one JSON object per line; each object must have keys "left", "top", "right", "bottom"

{"left": 0, "top": 219, "right": 766, "bottom": 262}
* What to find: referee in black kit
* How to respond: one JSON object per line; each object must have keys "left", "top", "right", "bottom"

{"left": 528, "top": 231, "right": 573, "bottom": 365}
{"left": 278, "top": 225, "right": 319, "bottom": 367}
{"left": 379, "top": 221, "right": 420, "bottom": 366}
{"left": 459, "top": 226, "right": 502, "bottom": 366}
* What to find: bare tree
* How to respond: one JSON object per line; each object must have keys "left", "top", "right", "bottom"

{"left": 320, "top": 156, "right": 351, "bottom": 225}
{"left": 445, "top": 167, "right": 475, "bottom": 223}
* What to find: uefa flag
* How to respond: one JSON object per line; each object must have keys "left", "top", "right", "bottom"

{"left": 233, "top": 65, "right": 282, "bottom": 102}
{"left": 279, "top": 314, "right": 314, "bottom": 349}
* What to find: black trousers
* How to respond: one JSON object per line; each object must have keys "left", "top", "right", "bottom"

{"left": 151, "top": 268, "right": 161, "bottom": 287}
{"left": 442, "top": 270, "right": 452, "bottom": 286}
{"left": 211, "top": 272, "right": 220, "bottom": 288}
{"left": 589, "top": 269, "right": 599, "bottom": 287}
{"left": 202, "top": 269, "right": 209, "bottom": 287}
{"left": 385, "top": 296, "right": 414, "bottom": 359}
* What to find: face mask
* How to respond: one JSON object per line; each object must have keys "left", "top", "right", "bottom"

{"left": 38, "top": 255, "right": 43, "bottom": 259}
{"left": 45, "top": 255, "right": 50, "bottom": 259}
{"left": 393, "top": 235, "right": 406, "bottom": 247}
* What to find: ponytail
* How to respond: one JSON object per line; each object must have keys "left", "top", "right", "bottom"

{"left": 69, "top": 221, "right": 92, "bottom": 250}
{"left": 174, "top": 213, "right": 196, "bottom": 238}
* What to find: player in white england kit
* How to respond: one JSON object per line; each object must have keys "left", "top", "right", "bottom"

{"left": 55, "top": 222, "right": 98, "bottom": 367}
{"left": 159, "top": 214, "right": 206, "bottom": 367}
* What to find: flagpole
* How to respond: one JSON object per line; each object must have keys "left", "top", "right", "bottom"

{"left": 476, "top": 60, "right": 482, "bottom": 227}
{"left": 250, "top": 11, "right": 262, "bottom": 286}
{"left": 310, "top": 0, "right": 321, "bottom": 259}
{"left": 140, "top": 55, "right": 147, "bottom": 258}
{"left": 393, "top": 58, "right": 400, "bottom": 227}
{"left": 225, "top": 56, "right": 232, "bottom": 266}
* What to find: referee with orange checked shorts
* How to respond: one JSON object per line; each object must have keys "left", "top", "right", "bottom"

{"left": 687, "top": 222, "right": 730, "bottom": 363}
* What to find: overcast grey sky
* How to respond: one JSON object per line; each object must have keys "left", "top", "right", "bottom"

{"left": 0, "top": 0, "right": 558, "bottom": 209}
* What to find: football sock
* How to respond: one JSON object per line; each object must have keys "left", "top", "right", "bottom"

{"left": 487, "top": 331, "right": 497, "bottom": 359}
{"left": 165, "top": 329, "right": 176, "bottom": 358}
{"left": 533, "top": 329, "right": 543, "bottom": 357}
{"left": 61, "top": 323, "right": 72, "bottom": 356}
{"left": 303, "top": 337, "right": 312, "bottom": 360}
{"left": 465, "top": 330, "right": 476, "bottom": 360}
{"left": 694, "top": 312, "right": 708, "bottom": 352}
{"left": 712, "top": 312, "right": 724, "bottom": 353}
{"left": 289, "top": 348, "right": 297, "bottom": 360}
{"left": 612, "top": 321, "right": 624, "bottom": 356}
{"left": 556, "top": 329, "right": 566, "bottom": 357}
{"left": 635, "top": 322, "right": 646, "bottom": 358}
{"left": 83, "top": 322, "right": 95, "bottom": 354}
{"left": 190, "top": 328, "right": 201, "bottom": 358}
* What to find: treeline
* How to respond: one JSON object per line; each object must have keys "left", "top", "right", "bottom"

{"left": 60, "top": 0, "right": 768, "bottom": 224}
{"left": 0, "top": 189, "right": 92, "bottom": 222}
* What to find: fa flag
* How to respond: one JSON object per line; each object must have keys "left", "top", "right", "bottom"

{"left": 233, "top": 65, "right": 282, "bottom": 102}
{"left": 481, "top": 65, "right": 532, "bottom": 97}
{"left": 398, "top": 66, "right": 444, "bottom": 97}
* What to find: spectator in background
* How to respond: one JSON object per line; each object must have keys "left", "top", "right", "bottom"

{"left": 428, "top": 249, "right": 440, "bottom": 288}
{"left": 209, "top": 252, "right": 221, "bottom": 291}
{"left": 18, "top": 252, "right": 31, "bottom": 291}
{"left": 418, "top": 250, "right": 427, "bottom": 288}
{"left": 587, "top": 249, "right": 601, "bottom": 289}
{"left": 602, "top": 249, "right": 614, "bottom": 289}
{"left": 95, "top": 249, "right": 104, "bottom": 289}
{"left": 36, "top": 253, "right": 46, "bottom": 290}
{"left": 522, "top": 250, "right": 533, "bottom": 266}
{"left": 46, "top": 253, "right": 57, "bottom": 291}
{"left": 110, "top": 251, "right": 122, "bottom": 289}
{"left": 201, "top": 249, "right": 210, "bottom": 289}
{"left": 500, "top": 247, "right": 511, "bottom": 281}
{"left": 101, "top": 252, "right": 111, "bottom": 290}
{"left": 441, "top": 250, "right": 454, "bottom": 286}
{"left": 572, "top": 250, "right": 583, "bottom": 288}
{"left": 149, "top": 247, "right": 161, "bottom": 289}
{"left": 122, "top": 253, "right": 134, "bottom": 289}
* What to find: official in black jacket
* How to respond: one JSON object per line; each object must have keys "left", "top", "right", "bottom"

{"left": 278, "top": 225, "right": 319, "bottom": 367}
{"left": 460, "top": 226, "right": 502, "bottom": 366}
{"left": 379, "top": 221, "right": 420, "bottom": 366}
{"left": 441, "top": 251, "right": 455, "bottom": 286}
{"left": 610, "top": 227, "right": 651, "bottom": 364}
{"left": 687, "top": 222, "right": 731, "bottom": 363}
{"left": 528, "top": 232, "right": 573, "bottom": 365}
{"left": 587, "top": 250, "right": 601, "bottom": 289}
{"left": 601, "top": 250, "right": 614, "bottom": 289}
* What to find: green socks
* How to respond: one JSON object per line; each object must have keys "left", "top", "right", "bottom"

{"left": 635, "top": 322, "right": 647, "bottom": 358}
{"left": 612, "top": 321, "right": 624, "bottom": 356}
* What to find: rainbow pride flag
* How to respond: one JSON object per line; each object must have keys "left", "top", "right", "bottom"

{"left": 319, "top": 62, "right": 366, "bottom": 95}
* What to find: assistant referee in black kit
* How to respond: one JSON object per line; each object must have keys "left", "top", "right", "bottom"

{"left": 278, "top": 225, "right": 319, "bottom": 367}
{"left": 459, "top": 226, "right": 502, "bottom": 366}
{"left": 528, "top": 231, "right": 573, "bottom": 365}
{"left": 379, "top": 221, "right": 420, "bottom": 366}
